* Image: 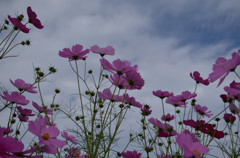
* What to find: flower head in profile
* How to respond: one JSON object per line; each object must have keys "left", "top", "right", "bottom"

{"left": 100, "top": 58, "right": 137, "bottom": 75}
{"left": 17, "top": 106, "right": 35, "bottom": 122}
{"left": 124, "top": 69, "right": 144, "bottom": 90}
{"left": 209, "top": 51, "right": 240, "bottom": 87}
{"left": 27, "top": 6, "right": 44, "bottom": 29}
{"left": 65, "top": 147, "right": 87, "bottom": 158}
{"left": 124, "top": 94, "right": 143, "bottom": 108}
{"left": 223, "top": 113, "right": 236, "bottom": 124}
{"left": 141, "top": 105, "right": 152, "bottom": 116}
{"left": 121, "top": 150, "right": 141, "bottom": 158}
{"left": 0, "top": 127, "right": 24, "bottom": 157}
{"left": 153, "top": 90, "right": 173, "bottom": 99}
{"left": 10, "top": 79, "right": 37, "bottom": 93}
{"left": 190, "top": 71, "right": 209, "bottom": 86}
{"left": 229, "top": 103, "right": 239, "bottom": 115}
{"left": 8, "top": 15, "right": 30, "bottom": 33}
{"left": 1, "top": 91, "right": 29, "bottom": 105}
{"left": 194, "top": 104, "right": 213, "bottom": 118}
{"left": 28, "top": 116, "right": 67, "bottom": 154}
{"left": 59, "top": 44, "right": 90, "bottom": 61}
{"left": 224, "top": 81, "right": 240, "bottom": 101}
{"left": 91, "top": 45, "right": 115, "bottom": 57}
{"left": 32, "top": 101, "right": 53, "bottom": 114}
{"left": 61, "top": 131, "right": 77, "bottom": 144}
{"left": 176, "top": 130, "right": 209, "bottom": 158}
{"left": 97, "top": 88, "right": 122, "bottom": 102}
{"left": 161, "top": 113, "right": 175, "bottom": 122}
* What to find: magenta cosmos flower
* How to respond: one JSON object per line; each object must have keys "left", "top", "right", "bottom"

{"left": 32, "top": 101, "right": 53, "bottom": 114}
{"left": 194, "top": 104, "right": 213, "bottom": 118}
{"left": 109, "top": 73, "right": 128, "bottom": 89}
{"left": 153, "top": 90, "right": 173, "bottom": 99}
{"left": 190, "top": 71, "right": 209, "bottom": 86}
{"left": 121, "top": 150, "right": 141, "bottom": 158}
{"left": 229, "top": 103, "right": 239, "bottom": 115}
{"left": 8, "top": 15, "right": 30, "bottom": 33}
{"left": 148, "top": 117, "right": 177, "bottom": 137}
{"left": 224, "top": 81, "right": 240, "bottom": 101}
{"left": 141, "top": 105, "right": 152, "bottom": 116}
{"left": 0, "top": 127, "right": 24, "bottom": 157}
{"left": 209, "top": 51, "right": 240, "bottom": 87}
{"left": 176, "top": 130, "right": 209, "bottom": 158}
{"left": 223, "top": 113, "right": 236, "bottom": 124}
{"left": 90, "top": 45, "right": 115, "bottom": 57}
{"left": 10, "top": 79, "right": 37, "bottom": 93}
{"left": 161, "top": 113, "right": 174, "bottom": 122}
{"left": 123, "top": 94, "right": 143, "bottom": 108}
{"left": 61, "top": 131, "right": 77, "bottom": 144}
{"left": 124, "top": 69, "right": 144, "bottom": 90}
{"left": 100, "top": 58, "right": 137, "bottom": 75}
{"left": 1, "top": 91, "right": 29, "bottom": 105}
{"left": 59, "top": 44, "right": 90, "bottom": 61}
{"left": 17, "top": 106, "right": 35, "bottom": 122}
{"left": 27, "top": 6, "right": 44, "bottom": 29}
{"left": 28, "top": 117, "right": 67, "bottom": 154}
{"left": 97, "top": 88, "right": 122, "bottom": 102}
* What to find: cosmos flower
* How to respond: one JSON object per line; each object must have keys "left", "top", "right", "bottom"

{"left": 90, "top": 45, "right": 115, "bottom": 57}
{"left": 176, "top": 130, "right": 209, "bottom": 158}
{"left": 65, "top": 147, "right": 87, "bottom": 158}
{"left": 1, "top": 91, "right": 29, "bottom": 105}
{"left": 17, "top": 106, "right": 35, "bottom": 122}
{"left": 223, "top": 113, "right": 236, "bottom": 124}
{"left": 100, "top": 58, "right": 137, "bottom": 75}
{"left": 229, "top": 103, "right": 239, "bottom": 115}
{"left": 190, "top": 71, "right": 209, "bottom": 86}
{"left": 153, "top": 90, "right": 173, "bottom": 99}
{"left": 28, "top": 117, "right": 67, "bottom": 154}
{"left": 61, "top": 131, "right": 77, "bottom": 144}
{"left": 10, "top": 79, "right": 37, "bottom": 93}
{"left": 27, "top": 6, "right": 44, "bottom": 29}
{"left": 161, "top": 113, "right": 175, "bottom": 122}
{"left": 97, "top": 88, "right": 122, "bottom": 102}
{"left": 194, "top": 104, "right": 213, "bottom": 118}
{"left": 121, "top": 150, "right": 142, "bottom": 158}
{"left": 209, "top": 51, "right": 240, "bottom": 87}
{"left": 8, "top": 15, "right": 30, "bottom": 33}
{"left": 32, "top": 101, "right": 53, "bottom": 114}
{"left": 59, "top": 44, "right": 90, "bottom": 61}
{"left": 0, "top": 128, "right": 24, "bottom": 157}
{"left": 141, "top": 105, "right": 152, "bottom": 116}
{"left": 123, "top": 94, "right": 143, "bottom": 108}
{"left": 224, "top": 81, "right": 240, "bottom": 101}
{"left": 109, "top": 73, "right": 128, "bottom": 89}
{"left": 124, "top": 69, "right": 144, "bottom": 90}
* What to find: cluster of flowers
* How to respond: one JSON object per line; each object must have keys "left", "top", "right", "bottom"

{"left": 1, "top": 5, "right": 240, "bottom": 158}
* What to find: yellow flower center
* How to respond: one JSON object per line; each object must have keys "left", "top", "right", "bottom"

{"left": 75, "top": 153, "right": 80, "bottom": 157}
{"left": 192, "top": 149, "right": 200, "bottom": 156}
{"left": 42, "top": 133, "right": 49, "bottom": 140}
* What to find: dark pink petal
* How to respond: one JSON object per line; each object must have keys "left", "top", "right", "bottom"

{"left": 27, "top": 6, "right": 44, "bottom": 29}
{"left": 8, "top": 15, "right": 30, "bottom": 33}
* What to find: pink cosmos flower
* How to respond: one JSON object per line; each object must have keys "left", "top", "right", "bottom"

{"left": 32, "top": 101, "right": 53, "bottom": 114}
{"left": 209, "top": 51, "right": 240, "bottom": 87}
{"left": 224, "top": 81, "right": 240, "bottom": 101}
{"left": 65, "top": 147, "right": 87, "bottom": 158}
{"left": 109, "top": 73, "right": 128, "bottom": 89}
{"left": 0, "top": 127, "right": 24, "bottom": 157}
{"left": 161, "top": 113, "right": 175, "bottom": 122}
{"left": 100, "top": 58, "right": 137, "bottom": 75}
{"left": 121, "top": 150, "right": 141, "bottom": 158}
{"left": 61, "top": 131, "right": 77, "bottom": 144}
{"left": 90, "top": 45, "right": 115, "bottom": 57}
{"left": 17, "top": 106, "right": 35, "bottom": 122}
{"left": 166, "top": 91, "right": 196, "bottom": 108}
{"left": 124, "top": 69, "right": 144, "bottom": 90}
{"left": 124, "top": 94, "right": 143, "bottom": 108}
{"left": 194, "top": 104, "right": 213, "bottom": 118}
{"left": 27, "top": 6, "right": 44, "bottom": 29}
{"left": 28, "top": 117, "right": 67, "bottom": 154}
{"left": 184, "top": 120, "right": 224, "bottom": 139}
{"left": 223, "top": 113, "right": 236, "bottom": 124}
{"left": 176, "top": 130, "right": 209, "bottom": 158}
{"left": 190, "top": 71, "right": 209, "bottom": 86}
{"left": 59, "top": 44, "right": 90, "bottom": 61}
{"left": 153, "top": 90, "right": 173, "bottom": 99}
{"left": 141, "top": 105, "right": 152, "bottom": 116}
{"left": 97, "top": 88, "right": 122, "bottom": 102}
{"left": 1, "top": 91, "right": 29, "bottom": 105}
{"left": 10, "top": 79, "right": 37, "bottom": 93}
{"left": 229, "top": 103, "right": 239, "bottom": 115}
{"left": 220, "top": 94, "right": 228, "bottom": 103}
{"left": 8, "top": 15, "right": 30, "bottom": 33}
{"left": 148, "top": 117, "right": 177, "bottom": 137}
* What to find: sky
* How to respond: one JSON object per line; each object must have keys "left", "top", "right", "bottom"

{"left": 0, "top": 0, "right": 240, "bottom": 156}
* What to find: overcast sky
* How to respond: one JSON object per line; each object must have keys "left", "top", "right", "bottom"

{"left": 1, "top": 0, "right": 240, "bottom": 155}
